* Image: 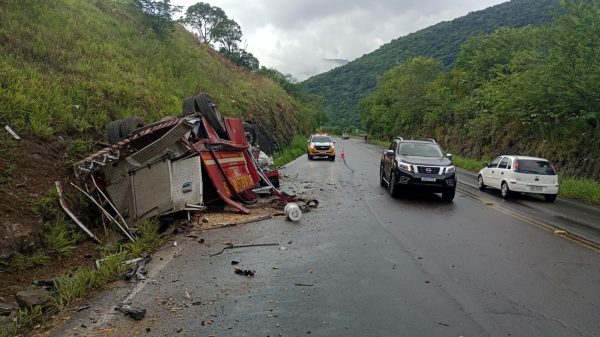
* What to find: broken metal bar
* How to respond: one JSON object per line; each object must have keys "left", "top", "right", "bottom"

{"left": 90, "top": 175, "right": 131, "bottom": 231}
{"left": 55, "top": 181, "right": 100, "bottom": 244}
{"left": 70, "top": 182, "right": 135, "bottom": 243}
{"left": 4, "top": 125, "right": 20, "bottom": 140}
{"left": 209, "top": 243, "right": 279, "bottom": 257}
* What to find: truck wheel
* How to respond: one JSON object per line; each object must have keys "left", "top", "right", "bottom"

{"left": 194, "top": 93, "right": 228, "bottom": 139}
{"left": 119, "top": 116, "right": 144, "bottom": 139}
{"left": 107, "top": 119, "right": 123, "bottom": 144}
{"left": 442, "top": 188, "right": 455, "bottom": 202}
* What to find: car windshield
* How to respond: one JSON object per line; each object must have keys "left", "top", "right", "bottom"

{"left": 516, "top": 159, "right": 556, "bottom": 175}
{"left": 398, "top": 143, "right": 443, "bottom": 158}
{"left": 312, "top": 136, "right": 332, "bottom": 143}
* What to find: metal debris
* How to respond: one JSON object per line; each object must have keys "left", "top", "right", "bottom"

{"left": 55, "top": 181, "right": 100, "bottom": 244}
{"left": 4, "top": 125, "right": 20, "bottom": 140}
{"left": 115, "top": 304, "right": 146, "bottom": 320}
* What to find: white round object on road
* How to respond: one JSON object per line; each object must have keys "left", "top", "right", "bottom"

{"left": 284, "top": 203, "right": 302, "bottom": 221}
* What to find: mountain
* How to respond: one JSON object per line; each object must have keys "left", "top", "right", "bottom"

{"left": 302, "top": 0, "right": 562, "bottom": 129}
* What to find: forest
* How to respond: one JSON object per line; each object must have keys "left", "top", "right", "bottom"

{"left": 360, "top": 0, "right": 600, "bottom": 179}
{"left": 303, "top": 0, "right": 562, "bottom": 129}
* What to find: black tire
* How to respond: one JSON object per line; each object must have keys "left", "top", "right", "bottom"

{"left": 442, "top": 188, "right": 455, "bottom": 202}
{"left": 194, "top": 93, "right": 228, "bottom": 139}
{"left": 243, "top": 123, "right": 257, "bottom": 146}
{"left": 308, "top": 154, "right": 313, "bottom": 160}
{"left": 478, "top": 175, "right": 486, "bottom": 191}
{"left": 329, "top": 156, "right": 335, "bottom": 161}
{"left": 388, "top": 171, "right": 400, "bottom": 198}
{"left": 501, "top": 182, "right": 511, "bottom": 199}
{"left": 119, "top": 116, "right": 144, "bottom": 139}
{"left": 107, "top": 120, "right": 123, "bottom": 144}
{"left": 544, "top": 194, "right": 557, "bottom": 202}
{"left": 380, "top": 164, "right": 388, "bottom": 187}
{"left": 182, "top": 97, "right": 196, "bottom": 116}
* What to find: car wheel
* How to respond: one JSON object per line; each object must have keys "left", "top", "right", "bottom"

{"left": 442, "top": 188, "right": 455, "bottom": 202}
{"left": 501, "top": 182, "right": 510, "bottom": 199}
{"left": 308, "top": 154, "right": 313, "bottom": 160}
{"left": 329, "top": 156, "right": 335, "bottom": 161}
{"left": 544, "top": 194, "right": 557, "bottom": 202}
{"left": 388, "top": 172, "right": 399, "bottom": 198}
{"left": 478, "top": 175, "right": 486, "bottom": 191}
{"left": 379, "top": 164, "right": 388, "bottom": 187}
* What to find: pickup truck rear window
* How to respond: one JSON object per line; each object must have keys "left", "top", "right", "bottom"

{"left": 515, "top": 160, "right": 556, "bottom": 175}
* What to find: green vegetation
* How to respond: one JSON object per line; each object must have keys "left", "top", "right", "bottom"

{"left": 43, "top": 215, "right": 84, "bottom": 257}
{"left": 9, "top": 250, "right": 50, "bottom": 271}
{"left": 558, "top": 178, "right": 600, "bottom": 205}
{"left": 0, "top": 0, "right": 318, "bottom": 145}
{"left": 360, "top": 0, "right": 600, "bottom": 180}
{"left": 31, "top": 187, "right": 61, "bottom": 220}
{"left": 303, "top": 0, "right": 561, "bottom": 129}
{"left": 452, "top": 156, "right": 489, "bottom": 173}
{"left": 274, "top": 136, "right": 308, "bottom": 167}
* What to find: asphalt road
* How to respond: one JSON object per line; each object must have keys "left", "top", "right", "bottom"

{"left": 46, "top": 138, "right": 600, "bottom": 337}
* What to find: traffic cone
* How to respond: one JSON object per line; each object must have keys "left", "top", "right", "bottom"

{"left": 340, "top": 149, "right": 345, "bottom": 160}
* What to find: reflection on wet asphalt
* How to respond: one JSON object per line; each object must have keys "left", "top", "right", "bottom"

{"left": 47, "top": 138, "right": 600, "bottom": 337}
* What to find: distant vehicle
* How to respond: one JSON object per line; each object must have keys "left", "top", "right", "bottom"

{"left": 307, "top": 134, "right": 336, "bottom": 161}
{"left": 342, "top": 132, "right": 350, "bottom": 139}
{"left": 380, "top": 138, "right": 456, "bottom": 201}
{"left": 478, "top": 155, "right": 559, "bottom": 202}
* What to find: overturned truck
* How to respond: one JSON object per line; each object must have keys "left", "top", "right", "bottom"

{"left": 74, "top": 93, "right": 289, "bottom": 228}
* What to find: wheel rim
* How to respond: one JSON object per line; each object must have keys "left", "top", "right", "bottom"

{"left": 389, "top": 174, "right": 395, "bottom": 194}
{"left": 380, "top": 166, "right": 384, "bottom": 182}
{"left": 502, "top": 183, "right": 507, "bottom": 197}
{"left": 478, "top": 176, "right": 483, "bottom": 188}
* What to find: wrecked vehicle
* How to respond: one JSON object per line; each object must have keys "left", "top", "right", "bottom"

{"left": 74, "top": 92, "right": 291, "bottom": 231}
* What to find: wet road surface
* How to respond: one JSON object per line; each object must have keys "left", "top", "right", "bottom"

{"left": 48, "top": 138, "right": 600, "bottom": 337}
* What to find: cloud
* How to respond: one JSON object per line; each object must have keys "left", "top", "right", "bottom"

{"left": 173, "top": 0, "right": 507, "bottom": 80}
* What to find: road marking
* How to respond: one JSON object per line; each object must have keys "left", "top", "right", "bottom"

{"left": 456, "top": 185, "right": 600, "bottom": 253}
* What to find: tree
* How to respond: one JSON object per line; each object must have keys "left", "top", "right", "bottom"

{"left": 182, "top": 2, "right": 227, "bottom": 45}
{"left": 135, "top": 0, "right": 182, "bottom": 35}
{"left": 214, "top": 19, "right": 242, "bottom": 53}
{"left": 220, "top": 47, "right": 260, "bottom": 71}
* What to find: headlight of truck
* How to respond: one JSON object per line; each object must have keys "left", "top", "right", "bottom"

{"left": 398, "top": 162, "right": 412, "bottom": 172}
{"left": 446, "top": 166, "right": 455, "bottom": 174}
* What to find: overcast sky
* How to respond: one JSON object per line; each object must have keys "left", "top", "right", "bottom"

{"left": 172, "top": 0, "right": 507, "bottom": 81}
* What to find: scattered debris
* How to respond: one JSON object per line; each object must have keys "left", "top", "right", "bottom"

{"left": 294, "top": 283, "right": 315, "bottom": 287}
{"left": 231, "top": 260, "right": 240, "bottom": 265}
{"left": 32, "top": 279, "right": 56, "bottom": 290}
{"left": 554, "top": 229, "right": 567, "bottom": 235}
{"left": 438, "top": 322, "right": 450, "bottom": 327}
{"left": 0, "top": 303, "right": 16, "bottom": 316}
{"left": 234, "top": 268, "right": 255, "bottom": 277}
{"left": 73, "top": 304, "right": 92, "bottom": 312}
{"left": 209, "top": 243, "right": 279, "bottom": 257}
{"left": 55, "top": 181, "right": 100, "bottom": 244}
{"left": 115, "top": 304, "right": 146, "bottom": 320}
{"left": 284, "top": 203, "right": 302, "bottom": 221}
{"left": 4, "top": 125, "right": 20, "bottom": 140}
{"left": 279, "top": 246, "right": 287, "bottom": 251}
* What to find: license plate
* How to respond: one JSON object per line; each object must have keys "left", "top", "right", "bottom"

{"left": 529, "top": 186, "right": 543, "bottom": 192}
{"left": 421, "top": 177, "right": 436, "bottom": 182}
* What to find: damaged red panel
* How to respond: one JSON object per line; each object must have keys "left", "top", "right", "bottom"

{"left": 200, "top": 151, "right": 257, "bottom": 196}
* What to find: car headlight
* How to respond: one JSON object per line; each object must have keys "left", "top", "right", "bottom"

{"left": 446, "top": 166, "right": 455, "bottom": 174}
{"left": 398, "top": 162, "right": 412, "bottom": 172}
{"left": 310, "top": 144, "right": 315, "bottom": 149}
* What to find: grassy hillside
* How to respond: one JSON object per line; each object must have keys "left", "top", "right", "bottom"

{"left": 0, "top": 0, "right": 320, "bottom": 259}
{"left": 0, "top": 0, "right": 314, "bottom": 143}
{"left": 302, "top": 0, "right": 561, "bottom": 128}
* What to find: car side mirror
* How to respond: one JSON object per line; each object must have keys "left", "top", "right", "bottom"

{"left": 384, "top": 150, "right": 395, "bottom": 157}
